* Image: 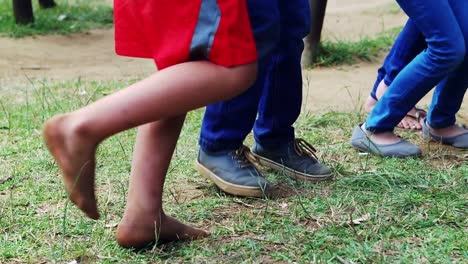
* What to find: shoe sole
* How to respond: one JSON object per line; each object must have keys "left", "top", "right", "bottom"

{"left": 351, "top": 125, "right": 423, "bottom": 157}
{"left": 195, "top": 160, "right": 267, "bottom": 198}
{"left": 352, "top": 143, "right": 423, "bottom": 158}
{"left": 249, "top": 152, "right": 333, "bottom": 182}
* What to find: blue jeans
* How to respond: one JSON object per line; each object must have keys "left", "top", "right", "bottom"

{"left": 366, "top": 0, "right": 468, "bottom": 132}
{"left": 199, "top": 0, "right": 310, "bottom": 152}
{"left": 370, "top": 19, "right": 426, "bottom": 100}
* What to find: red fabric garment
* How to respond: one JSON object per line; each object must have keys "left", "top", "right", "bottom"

{"left": 114, "top": 0, "right": 257, "bottom": 69}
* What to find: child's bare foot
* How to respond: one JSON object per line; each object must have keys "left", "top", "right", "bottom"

{"left": 43, "top": 115, "right": 99, "bottom": 219}
{"left": 117, "top": 209, "right": 209, "bottom": 249}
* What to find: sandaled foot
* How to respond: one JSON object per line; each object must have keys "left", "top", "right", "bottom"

{"left": 364, "top": 94, "right": 427, "bottom": 131}
{"left": 350, "top": 124, "right": 422, "bottom": 157}
{"left": 117, "top": 211, "right": 209, "bottom": 249}
{"left": 397, "top": 107, "right": 427, "bottom": 130}
{"left": 43, "top": 115, "right": 99, "bottom": 219}
{"left": 421, "top": 119, "right": 468, "bottom": 149}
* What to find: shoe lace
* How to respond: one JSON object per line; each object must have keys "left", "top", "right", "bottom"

{"left": 233, "top": 146, "right": 256, "bottom": 169}
{"left": 293, "top": 138, "right": 318, "bottom": 159}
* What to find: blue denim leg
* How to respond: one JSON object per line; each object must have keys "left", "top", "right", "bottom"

{"left": 428, "top": 0, "right": 468, "bottom": 128}
{"left": 253, "top": 0, "right": 311, "bottom": 148}
{"left": 366, "top": 0, "right": 466, "bottom": 132}
{"left": 199, "top": 1, "right": 280, "bottom": 152}
{"left": 199, "top": 56, "right": 272, "bottom": 152}
{"left": 370, "top": 20, "right": 426, "bottom": 100}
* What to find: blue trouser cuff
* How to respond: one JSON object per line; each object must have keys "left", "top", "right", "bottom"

{"left": 199, "top": 137, "right": 243, "bottom": 153}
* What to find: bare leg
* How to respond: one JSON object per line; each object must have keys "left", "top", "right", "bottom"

{"left": 116, "top": 116, "right": 208, "bottom": 249}
{"left": 364, "top": 79, "right": 426, "bottom": 130}
{"left": 364, "top": 81, "right": 386, "bottom": 113}
{"left": 43, "top": 61, "right": 257, "bottom": 219}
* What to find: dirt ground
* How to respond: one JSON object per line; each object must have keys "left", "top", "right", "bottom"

{"left": 0, "top": 0, "right": 466, "bottom": 119}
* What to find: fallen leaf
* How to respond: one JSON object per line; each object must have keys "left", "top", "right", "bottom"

{"left": 105, "top": 223, "right": 118, "bottom": 228}
{"left": 58, "top": 14, "right": 67, "bottom": 21}
{"left": 352, "top": 213, "right": 370, "bottom": 225}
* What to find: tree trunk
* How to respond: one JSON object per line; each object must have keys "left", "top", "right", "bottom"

{"left": 38, "top": 0, "right": 56, "bottom": 9}
{"left": 12, "top": 0, "right": 34, "bottom": 25}
{"left": 303, "top": 0, "right": 328, "bottom": 67}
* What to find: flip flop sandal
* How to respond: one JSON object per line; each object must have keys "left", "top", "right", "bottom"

{"left": 397, "top": 106, "right": 427, "bottom": 130}
{"left": 405, "top": 107, "right": 427, "bottom": 122}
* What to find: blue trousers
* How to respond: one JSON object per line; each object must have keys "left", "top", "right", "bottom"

{"left": 370, "top": 19, "right": 426, "bottom": 100}
{"left": 199, "top": 0, "right": 311, "bottom": 152}
{"left": 367, "top": 0, "right": 468, "bottom": 132}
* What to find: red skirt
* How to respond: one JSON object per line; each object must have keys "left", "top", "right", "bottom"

{"left": 114, "top": 0, "right": 257, "bottom": 69}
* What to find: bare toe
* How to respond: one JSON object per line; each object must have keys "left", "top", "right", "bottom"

{"left": 159, "top": 215, "right": 209, "bottom": 241}
{"left": 401, "top": 119, "right": 411, "bottom": 129}
{"left": 404, "top": 116, "right": 421, "bottom": 130}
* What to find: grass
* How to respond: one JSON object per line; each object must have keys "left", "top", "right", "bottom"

{"left": 0, "top": 0, "right": 113, "bottom": 38}
{"left": 312, "top": 27, "right": 402, "bottom": 67}
{"left": 0, "top": 79, "right": 466, "bottom": 263}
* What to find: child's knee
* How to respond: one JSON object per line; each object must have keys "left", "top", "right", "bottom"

{"left": 240, "top": 62, "right": 258, "bottom": 90}
{"left": 230, "top": 62, "right": 258, "bottom": 95}
{"left": 428, "top": 33, "right": 466, "bottom": 72}
{"left": 215, "top": 62, "right": 257, "bottom": 100}
{"left": 446, "top": 38, "right": 466, "bottom": 66}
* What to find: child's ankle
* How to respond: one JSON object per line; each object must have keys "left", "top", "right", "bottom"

{"left": 64, "top": 114, "right": 101, "bottom": 145}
